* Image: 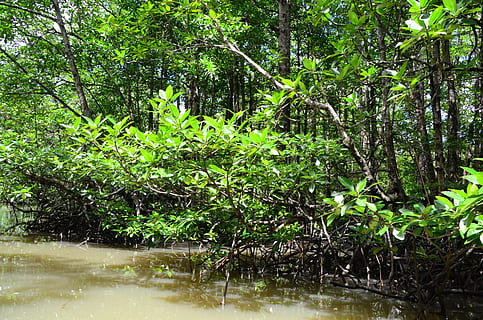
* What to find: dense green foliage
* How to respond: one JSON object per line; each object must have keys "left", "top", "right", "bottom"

{"left": 1, "top": 0, "right": 482, "bottom": 316}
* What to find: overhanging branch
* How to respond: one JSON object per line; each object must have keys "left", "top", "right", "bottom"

{"left": 0, "top": 2, "right": 56, "bottom": 21}
{"left": 0, "top": 47, "right": 82, "bottom": 118}
{"left": 208, "top": 12, "right": 391, "bottom": 202}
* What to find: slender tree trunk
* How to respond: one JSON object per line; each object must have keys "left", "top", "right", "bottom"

{"left": 278, "top": 0, "right": 291, "bottom": 132}
{"left": 240, "top": 63, "right": 246, "bottom": 117}
{"left": 429, "top": 40, "right": 445, "bottom": 191}
{"left": 232, "top": 65, "right": 240, "bottom": 114}
{"left": 147, "top": 64, "right": 156, "bottom": 131}
{"left": 473, "top": 14, "right": 483, "bottom": 170}
{"left": 51, "top": 0, "right": 91, "bottom": 118}
{"left": 187, "top": 78, "right": 200, "bottom": 116}
{"left": 360, "top": 85, "right": 377, "bottom": 174}
{"left": 375, "top": 14, "right": 405, "bottom": 200}
{"left": 248, "top": 73, "right": 254, "bottom": 116}
{"left": 412, "top": 78, "right": 436, "bottom": 199}
{"left": 442, "top": 39, "right": 460, "bottom": 182}
{"left": 227, "top": 72, "right": 234, "bottom": 114}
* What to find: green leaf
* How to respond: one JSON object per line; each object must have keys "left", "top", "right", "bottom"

{"left": 348, "top": 11, "right": 358, "bottom": 25}
{"left": 249, "top": 131, "right": 262, "bottom": 144}
{"left": 462, "top": 167, "right": 483, "bottom": 185}
{"left": 435, "top": 196, "right": 454, "bottom": 209}
{"left": 303, "top": 58, "right": 316, "bottom": 71}
{"left": 443, "top": 0, "right": 456, "bottom": 12}
{"left": 390, "top": 84, "right": 407, "bottom": 91}
{"left": 281, "top": 78, "right": 294, "bottom": 88}
{"left": 367, "top": 202, "right": 377, "bottom": 212}
{"left": 356, "top": 198, "right": 367, "bottom": 207}
{"left": 355, "top": 179, "right": 367, "bottom": 194}
{"left": 392, "top": 228, "right": 405, "bottom": 241}
{"left": 168, "top": 103, "right": 180, "bottom": 119}
{"left": 429, "top": 6, "right": 445, "bottom": 26}
{"left": 135, "top": 130, "right": 146, "bottom": 142}
{"left": 209, "top": 164, "right": 227, "bottom": 175}
{"left": 140, "top": 149, "right": 154, "bottom": 162}
{"left": 376, "top": 225, "right": 389, "bottom": 236}
{"left": 203, "top": 116, "right": 221, "bottom": 129}
{"left": 338, "top": 176, "right": 354, "bottom": 191}
{"left": 441, "top": 190, "right": 466, "bottom": 202}
{"left": 208, "top": 9, "right": 217, "bottom": 19}
{"left": 73, "top": 117, "right": 82, "bottom": 130}
{"left": 407, "top": 0, "right": 420, "bottom": 10}
{"left": 165, "top": 85, "right": 174, "bottom": 100}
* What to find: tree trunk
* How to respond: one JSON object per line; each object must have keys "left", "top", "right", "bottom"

{"left": 187, "top": 78, "right": 200, "bottom": 116}
{"left": 473, "top": 14, "right": 483, "bottom": 170}
{"left": 442, "top": 39, "right": 460, "bottom": 182}
{"left": 51, "top": 0, "right": 91, "bottom": 119}
{"left": 412, "top": 77, "right": 436, "bottom": 199}
{"left": 278, "top": 0, "right": 291, "bottom": 132}
{"left": 217, "top": 27, "right": 391, "bottom": 201}
{"left": 375, "top": 14, "right": 405, "bottom": 200}
{"left": 429, "top": 40, "right": 445, "bottom": 191}
{"left": 360, "top": 85, "right": 377, "bottom": 175}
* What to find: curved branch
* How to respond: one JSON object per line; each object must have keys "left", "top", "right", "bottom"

{"left": 0, "top": 2, "right": 56, "bottom": 21}
{"left": 211, "top": 19, "right": 391, "bottom": 201}
{"left": 0, "top": 47, "right": 82, "bottom": 118}
{"left": 51, "top": 0, "right": 92, "bottom": 118}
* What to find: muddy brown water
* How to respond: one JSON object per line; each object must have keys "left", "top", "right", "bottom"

{"left": 0, "top": 236, "right": 480, "bottom": 320}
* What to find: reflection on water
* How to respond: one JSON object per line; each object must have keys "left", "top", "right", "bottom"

{"left": 0, "top": 236, "right": 480, "bottom": 320}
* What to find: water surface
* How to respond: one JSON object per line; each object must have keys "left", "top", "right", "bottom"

{"left": 0, "top": 237, "right": 479, "bottom": 319}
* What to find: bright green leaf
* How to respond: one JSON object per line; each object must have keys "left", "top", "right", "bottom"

{"left": 429, "top": 6, "right": 445, "bottom": 26}
{"left": 303, "top": 58, "right": 316, "bottom": 71}
{"left": 348, "top": 11, "right": 358, "bottom": 25}
{"left": 367, "top": 202, "right": 377, "bottom": 212}
{"left": 140, "top": 149, "right": 154, "bottom": 162}
{"left": 338, "top": 176, "right": 354, "bottom": 191}
{"left": 165, "top": 85, "right": 174, "bottom": 100}
{"left": 443, "top": 0, "right": 457, "bottom": 12}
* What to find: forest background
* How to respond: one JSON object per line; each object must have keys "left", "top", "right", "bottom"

{"left": 0, "top": 0, "right": 482, "bottom": 316}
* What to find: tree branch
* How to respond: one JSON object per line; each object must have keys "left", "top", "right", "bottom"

{"left": 0, "top": 2, "right": 56, "bottom": 21}
{"left": 51, "top": 0, "right": 92, "bottom": 118}
{"left": 209, "top": 14, "right": 391, "bottom": 201}
{"left": 0, "top": 47, "right": 82, "bottom": 118}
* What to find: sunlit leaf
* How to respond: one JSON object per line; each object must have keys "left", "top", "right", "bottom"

{"left": 140, "top": 149, "right": 154, "bottom": 162}
{"left": 303, "top": 58, "right": 316, "bottom": 71}
{"left": 392, "top": 228, "right": 405, "bottom": 241}
{"left": 165, "top": 85, "right": 173, "bottom": 100}
{"left": 443, "top": 0, "right": 456, "bottom": 12}
{"left": 338, "top": 176, "right": 354, "bottom": 191}
{"left": 429, "top": 6, "right": 444, "bottom": 26}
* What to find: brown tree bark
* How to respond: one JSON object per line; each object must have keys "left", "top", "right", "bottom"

{"left": 429, "top": 40, "right": 445, "bottom": 191}
{"left": 375, "top": 14, "right": 406, "bottom": 200}
{"left": 473, "top": 14, "right": 483, "bottom": 170}
{"left": 278, "top": 0, "right": 291, "bottom": 132}
{"left": 51, "top": 0, "right": 91, "bottom": 119}
{"left": 442, "top": 39, "right": 460, "bottom": 182}
{"left": 412, "top": 78, "right": 436, "bottom": 199}
{"left": 187, "top": 78, "right": 200, "bottom": 116}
